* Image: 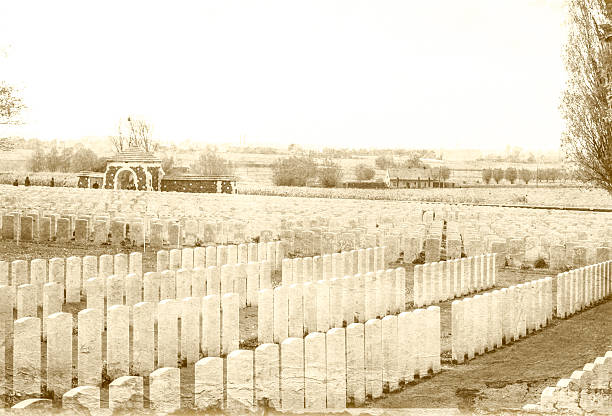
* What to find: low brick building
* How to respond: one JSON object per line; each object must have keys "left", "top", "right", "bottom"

{"left": 161, "top": 175, "right": 237, "bottom": 194}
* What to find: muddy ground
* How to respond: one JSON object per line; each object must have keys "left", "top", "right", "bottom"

{"left": 0, "top": 240, "right": 610, "bottom": 413}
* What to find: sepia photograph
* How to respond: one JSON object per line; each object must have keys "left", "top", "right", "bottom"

{"left": 0, "top": 0, "right": 611, "bottom": 414}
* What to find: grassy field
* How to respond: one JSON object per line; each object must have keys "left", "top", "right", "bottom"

{"left": 4, "top": 167, "right": 608, "bottom": 210}
{"left": 238, "top": 183, "right": 612, "bottom": 209}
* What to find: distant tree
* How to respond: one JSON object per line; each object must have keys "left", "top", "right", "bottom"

{"left": 193, "top": 149, "right": 234, "bottom": 176}
{"left": 518, "top": 168, "right": 533, "bottom": 184}
{"left": 543, "top": 168, "right": 560, "bottom": 182}
{"left": 492, "top": 168, "right": 504, "bottom": 184}
{"left": 318, "top": 159, "right": 343, "bottom": 188}
{"left": 46, "top": 144, "right": 61, "bottom": 172}
{"left": 70, "top": 146, "right": 106, "bottom": 172}
{"left": 431, "top": 166, "right": 451, "bottom": 187}
{"left": 272, "top": 155, "right": 317, "bottom": 186}
{"left": 559, "top": 168, "right": 570, "bottom": 182}
{"left": 504, "top": 167, "right": 518, "bottom": 184}
{"left": 538, "top": 168, "right": 549, "bottom": 182}
{"left": 0, "top": 82, "right": 25, "bottom": 125}
{"left": 375, "top": 155, "right": 395, "bottom": 170}
{"left": 29, "top": 145, "right": 46, "bottom": 172}
{"left": 400, "top": 153, "right": 427, "bottom": 169}
{"left": 561, "top": 0, "right": 612, "bottom": 193}
{"left": 439, "top": 166, "right": 450, "bottom": 181}
{"left": 111, "top": 116, "right": 158, "bottom": 153}
{"left": 482, "top": 168, "right": 493, "bottom": 184}
{"left": 548, "top": 168, "right": 560, "bottom": 182}
{"left": 161, "top": 155, "right": 174, "bottom": 173}
{"left": 355, "top": 164, "right": 375, "bottom": 180}
{"left": 59, "top": 147, "right": 73, "bottom": 172}
{"left": 508, "top": 147, "right": 523, "bottom": 162}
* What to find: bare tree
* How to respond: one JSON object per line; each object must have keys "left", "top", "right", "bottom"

{"left": 0, "top": 82, "right": 25, "bottom": 125}
{"left": 111, "top": 116, "right": 158, "bottom": 153}
{"left": 561, "top": 0, "right": 612, "bottom": 193}
{"left": 110, "top": 120, "right": 127, "bottom": 152}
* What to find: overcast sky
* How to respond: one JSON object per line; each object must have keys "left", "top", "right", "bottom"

{"left": 0, "top": 0, "right": 566, "bottom": 150}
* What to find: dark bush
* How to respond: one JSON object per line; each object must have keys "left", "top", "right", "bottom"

{"left": 272, "top": 156, "right": 317, "bottom": 186}
{"left": 534, "top": 258, "right": 548, "bottom": 269}
{"left": 318, "top": 159, "right": 342, "bottom": 188}
{"left": 355, "top": 164, "right": 375, "bottom": 180}
{"left": 412, "top": 251, "right": 425, "bottom": 265}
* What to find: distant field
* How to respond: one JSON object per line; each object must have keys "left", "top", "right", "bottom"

{"left": 3, "top": 167, "right": 607, "bottom": 209}
{"left": 224, "top": 152, "right": 563, "bottom": 185}
{"left": 237, "top": 183, "right": 612, "bottom": 209}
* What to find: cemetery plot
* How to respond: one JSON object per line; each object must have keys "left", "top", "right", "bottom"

{"left": 238, "top": 183, "right": 612, "bottom": 209}
{"left": 0, "top": 185, "right": 610, "bottom": 412}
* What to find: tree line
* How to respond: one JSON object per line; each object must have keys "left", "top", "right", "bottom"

{"left": 28, "top": 143, "right": 107, "bottom": 173}
{"left": 481, "top": 167, "right": 571, "bottom": 184}
{"left": 272, "top": 156, "right": 343, "bottom": 187}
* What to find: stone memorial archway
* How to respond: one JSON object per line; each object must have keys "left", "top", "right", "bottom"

{"left": 114, "top": 167, "right": 139, "bottom": 190}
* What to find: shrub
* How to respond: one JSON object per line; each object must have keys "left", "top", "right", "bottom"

{"left": 412, "top": 251, "right": 425, "bottom": 264}
{"left": 192, "top": 150, "right": 234, "bottom": 175}
{"left": 318, "top": 159, "right": 342, "bottom": 188}
{"left": 519, "top": 168, "right": 533, "bottom": 184}
{"left": 375, "top": 155, "right": 395, "bottom": 170}
{"left": 504, "top": 167, "right": 518, "bottom": 184}
{"left": 355, "top": 164, "right": 375, "bottom": 180}
{"left": 482, "top": 168, "right": 493, "bottom": 184}
{"left": 272, "top": 156, "right": 317, "bottom": 186}
{"left": 534, "top": 257, "right": 548, "bottom": 269}
{"left": 492, "top": 168, "right": 504, "bottom": 184}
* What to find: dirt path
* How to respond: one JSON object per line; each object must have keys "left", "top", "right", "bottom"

{"left": 366, "top": 299, "right": 612, "bottom": 413}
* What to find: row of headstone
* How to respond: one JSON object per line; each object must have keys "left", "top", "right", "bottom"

{"left": 0, "top": 252, "right": 143, "bottom": 309}
{"left": 8, "top": 186, "right": 609, "bottom": 260}
{"left": 0, "top": 209, "right": 267, "bottom": 249}
{"left": 5, "top": 295, "right": 239, "bottom": 399}
{"left": 1, "top": 212, "right": 79, "bottom": 243}
{"left": 414, "top": 253, "right": 497, "bottom": 307}
{"left": 282, "top": 228, "right": 369, "bottom": 257}
{"left": 533, "top": 351, "right": 612, "bottom": 413}
{"left": 284, "top": 226, "right": 423, "bottom": 265}
{"left": 7, "top": 259, "right": 272, "bottom": 337}
{"left": 451, "top": 277, "right": 553, "bottom": 363}
{"left": 0, "top": 211, "right": 143, "bottom": 245}
{"left": 83, "top": 262, "right": 271, "bottom": 331}
{"left": 556, "top": 260, "right": 611, "bottom": 318}
{"left": 3, "top": 182, "right": 609, "bottom": 233}
{"left": 494, "top": 238, "right": 610, "bottom": 269}
{"left": 549, "top": 245, "right": 612, "bottom": 271}
{"left": 157, "top": 240, "right": 285, "bottom": 273}
{"left": 149, "top": 218, "right": 250, "bottom": 248}
{"left": 259, "top": 268, "right": 406, "bottom": 344}
{"left": 281, "top": 247, "right": 386, "bottom": 285}
{"left": 11, "top": 310, "right": 440, "bottom": 412}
